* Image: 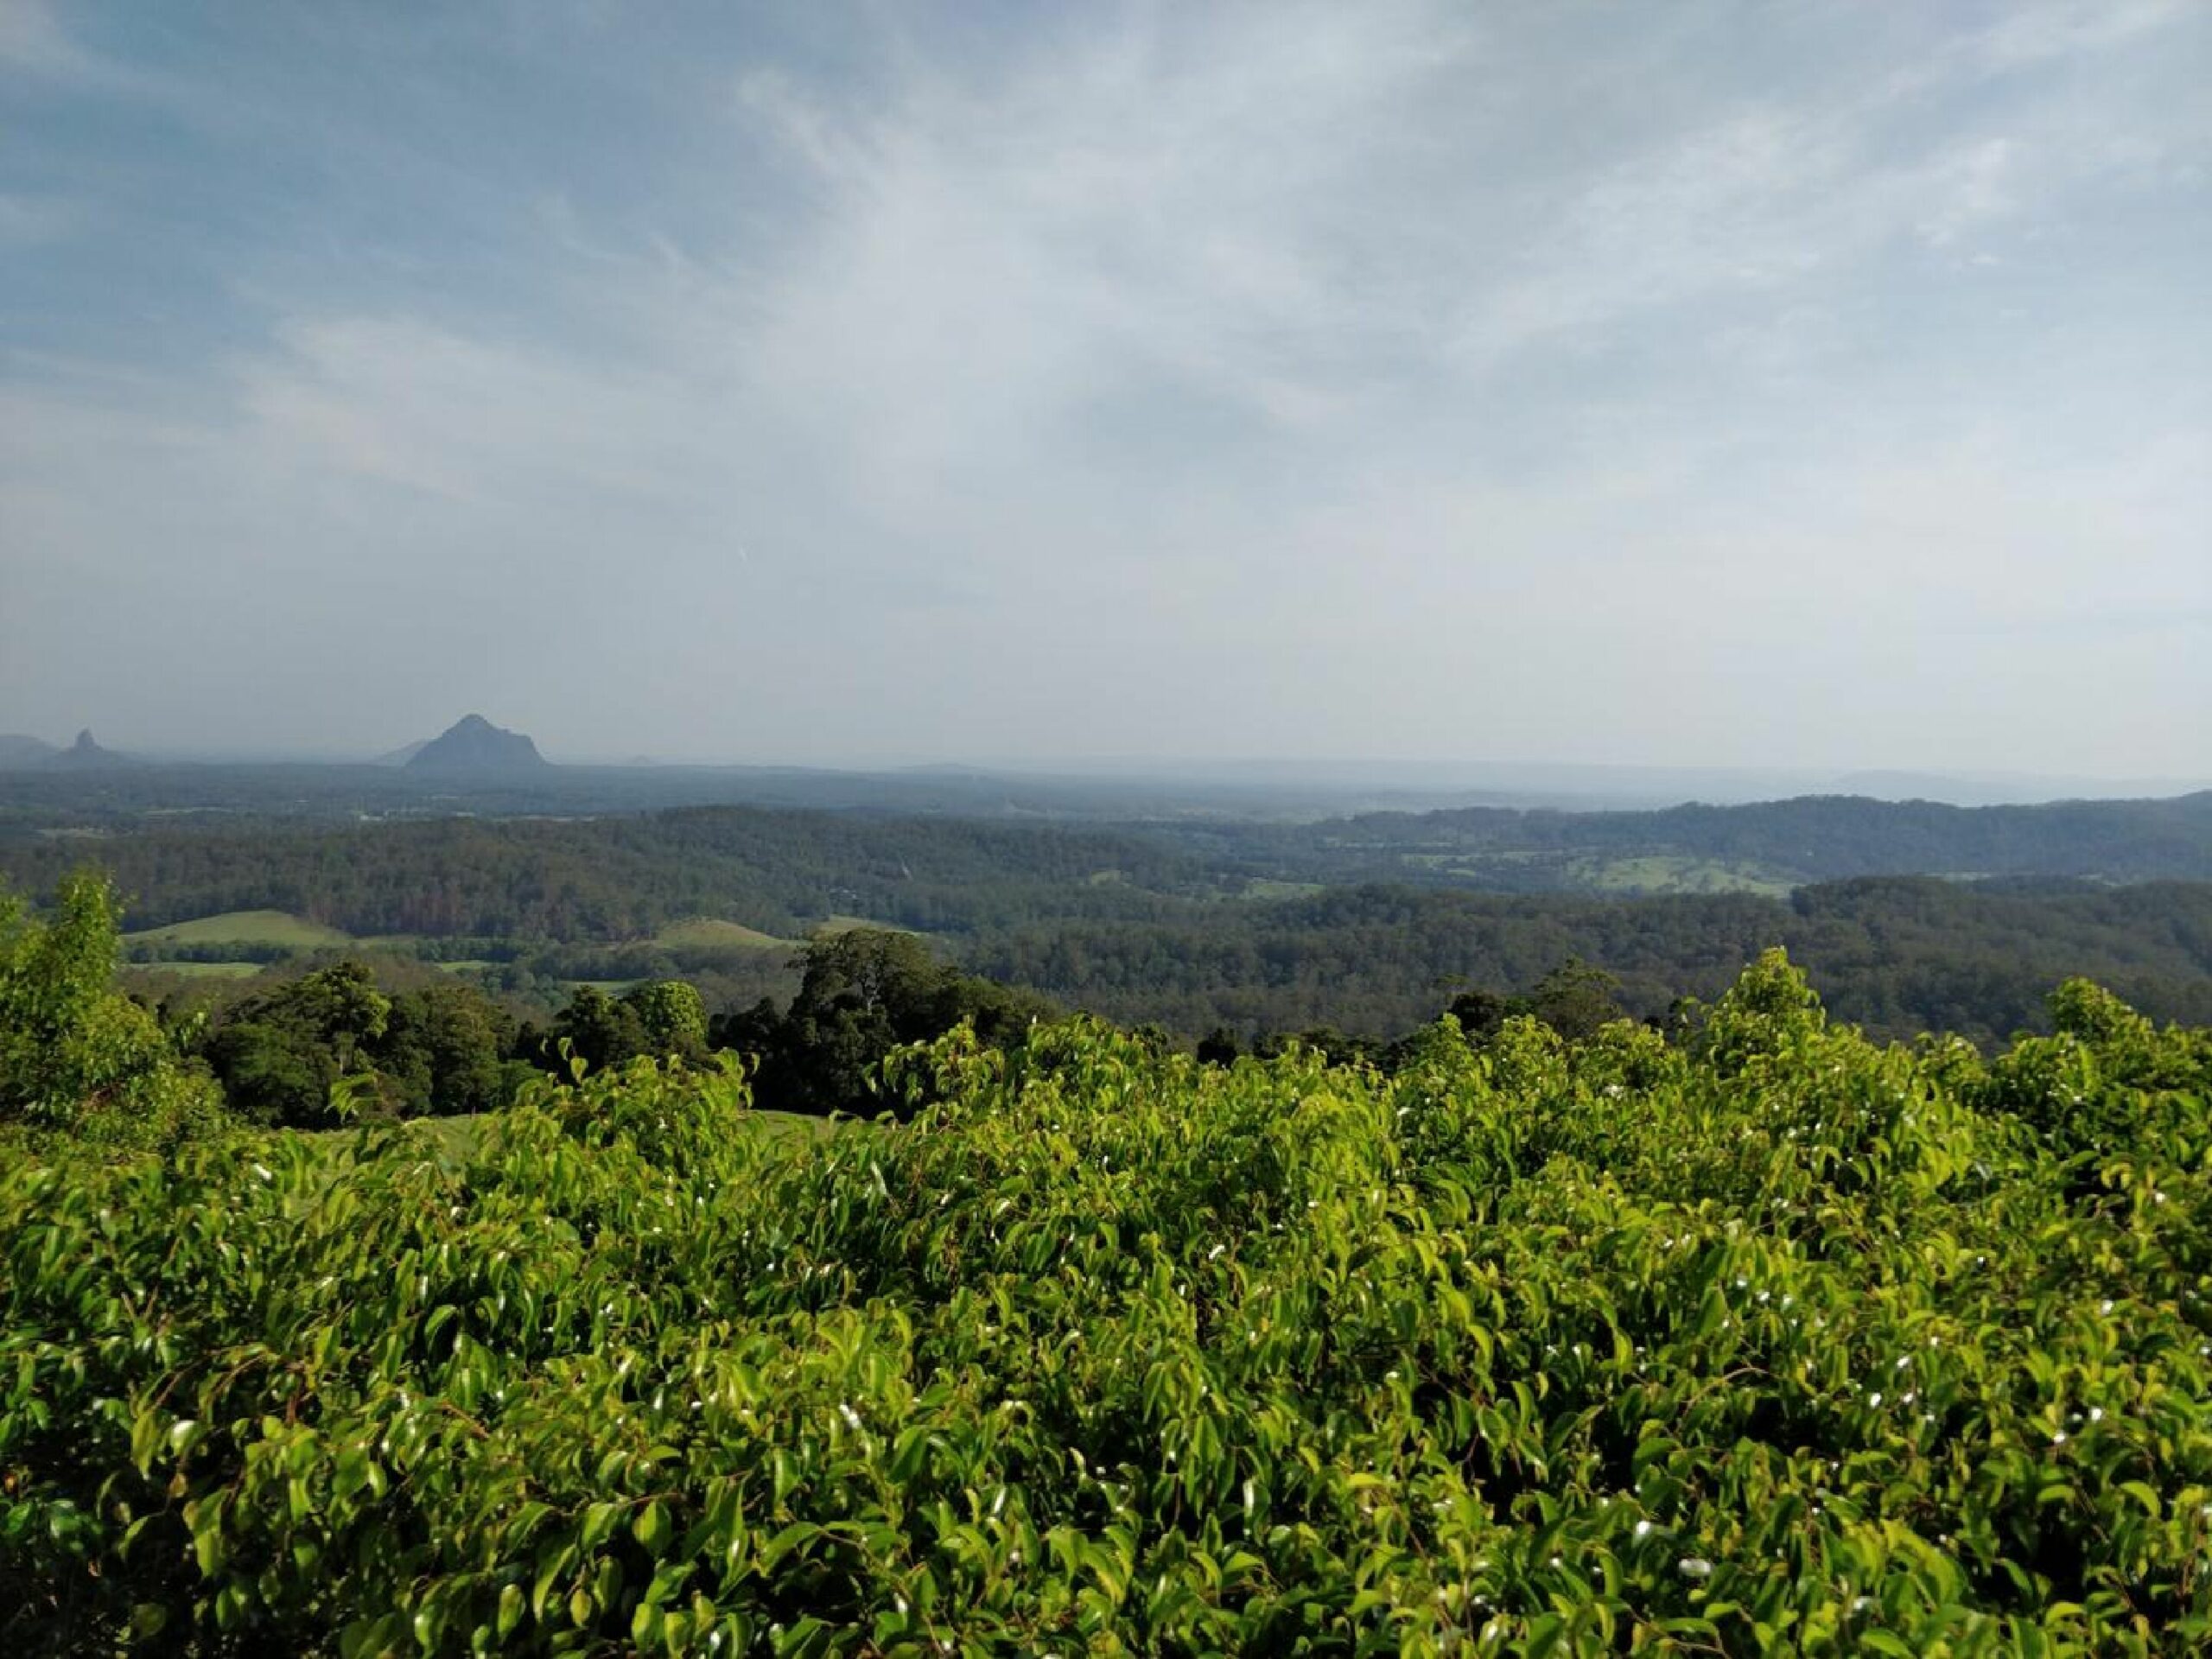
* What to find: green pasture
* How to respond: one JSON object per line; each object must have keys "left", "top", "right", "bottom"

{"left": 119, "top": 960, "right": 267, "bottom": 980}
{"left": 1568, "top": 854, "right": 1796, "bottom": 897}
{"left": 816, "top": 913, "right": 921, "bottom": 938}
{"left": 654, "top": 917, "right": 792, "bottom": 952}
{"left": 1241, "top": 877, "right": 1326, "bottom": 899}
{"left": 124, "top": 909, "right": 352, "bottom": 950}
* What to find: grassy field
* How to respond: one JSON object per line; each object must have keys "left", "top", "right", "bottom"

{"left": 1569, "top": 854, "right": 1796, "bottom": 896}
{"left": 816, "top": 913, "right": 922, "bottom": 937}
{"left": 1242, "top": 877, "right": 1327, "bottom": 899}
{"left": 120, "top": 960, "right": 268, "bottom": 980}
{"left": 654, "top": 917, "right": 792, "bottom": 952}
{"left": 1398, "top": 850, "right": 1795, "bottom": 897}
{"left": 124, "top": 909, "right": 351, "bottom": 949}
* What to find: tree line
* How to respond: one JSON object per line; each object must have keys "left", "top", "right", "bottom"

{"left": 9, "top": 788, "right": 2211, "bottom": 954}
{"left": 3, "top": 875, "right": 1068, "bottom": 1136}
{"left": 1158, "top": 788, "right": 2212, "bottom": 887}
{"left": 0, "top": 808, "right": 1206, "bottom": 942}
{"left": 19, "top": 861, "right": 2212, "bottom": 1151}
{"left": 968, "top": 877, "right": 2212, "bottom": 1047}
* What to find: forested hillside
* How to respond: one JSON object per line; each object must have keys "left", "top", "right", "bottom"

{"left": 973, "top": 879, "right": 2212, "bottom": 1046}
{"left": 0, "top": 809, "right": 1208, "bottom": 940}
{"left": 7, "top": 797, "right": 2209, "bottom": 1047}
{"left": 1163, "top": 790, "right": 2212, "bottom": 890}
{"left": 8, "top": 780, "right": 2209, "bottom": 1054}
{"left": 7, "top": 788, "right": 2210, "bottom": 918}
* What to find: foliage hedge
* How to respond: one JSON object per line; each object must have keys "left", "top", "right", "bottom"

{"left": 5, "top": 952, "right": 2210, "bottom": 1654}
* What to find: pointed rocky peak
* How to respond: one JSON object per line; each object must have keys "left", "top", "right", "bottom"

{"left": 48, "top": 728, "right": 129, "bottom": 767}
{"left": 405, "top": 715, "right": 549, "bottom": 771}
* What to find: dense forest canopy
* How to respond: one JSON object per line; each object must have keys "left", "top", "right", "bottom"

{"left": 8, "top": 789, "right": 2208, "bottom": 929}
{"left": 0, "top": 807, "right": 1208, "bottom": 941}
{"left": 4, "top": 789, "right": 2209, "bottom": 1051}
{"left": 1154, "top": 791, "right": 2212, "bottom": 891}
{"left": 969, "top": 878, "right": 2212, "bottom": 1046}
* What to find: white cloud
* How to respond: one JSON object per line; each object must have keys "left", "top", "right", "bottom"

{"left": 0, "top": 0, "right": 83, "bottom": 75}
{"left": 1974, "top": 0, "right": 2193, "bottom": 71}
{"left": 3, "top": 1, "right": 2207, "bottom": 770}
{"left": 0, "top": 191, "right": 79, "bottom": 245}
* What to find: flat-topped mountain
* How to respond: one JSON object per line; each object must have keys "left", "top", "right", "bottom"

{"left": 404, "top": 715, "right": 548, "bottom": 772}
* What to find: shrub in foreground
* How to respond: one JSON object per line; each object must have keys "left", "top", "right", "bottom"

{"left": 4, "top": 954, "right": 2210, "bottom": 1653}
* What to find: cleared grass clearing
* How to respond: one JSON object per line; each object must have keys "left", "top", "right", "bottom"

{"left": 125, "top": 909, "right": 351, "bottom": 950}
{"left": 1242, "top": 878, "right": 1326, "bottom": 899}
{"left": 1570, "top": 854, "right": 1795, "bottom": 897}
{"left": 123, "top": 960, "right": 267, "bottom": 980}
{"left": 655, "top": 917, "right": 792, "bottom": 952}
{"left": 816, "top": 913, "right": 921, "bottom": 938}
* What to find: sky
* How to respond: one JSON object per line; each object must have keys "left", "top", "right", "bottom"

{"left": 3, "top": 0, "right": 2208, "bottom": 775}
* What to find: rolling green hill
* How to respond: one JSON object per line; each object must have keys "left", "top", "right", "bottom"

{"left": 653, "top": 918, "right": 793, "bottom": 952}
{"left": 124, "top": 909, "right": 352, "bottom": 950}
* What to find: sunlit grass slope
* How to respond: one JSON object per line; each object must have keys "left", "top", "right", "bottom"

{"left": 124, "top": 909, "right": 352, "bottom": 949}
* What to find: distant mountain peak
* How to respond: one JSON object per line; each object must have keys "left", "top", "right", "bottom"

{"left": 49, "top": 728, "right": 130, "bottom": 768}
{"left": 405, "top": 715, "right": 549, "bottom": 771}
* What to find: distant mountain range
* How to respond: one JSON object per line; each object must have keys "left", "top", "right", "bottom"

{"left": 1204, "top": 787, "right": 2212, "bottom": 889}
{"left": 401, "top": 715, "right": 548, "bottom": 772}
{"left": 1038, "top": 757, "right": 2209, "bottom": 810}
{"left": 4, "top": 721, "right": 2203, "bottom": 817}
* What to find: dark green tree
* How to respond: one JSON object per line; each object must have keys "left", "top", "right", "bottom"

{"left": 621, "top": 980, "right": 709, "bottom": 1062}
{"left": 547, "top": 984, "right": 650, "bottom": 1075}
{"left": 201, "top": 963, "right": 394, "bottom": 1128}
{"left": 1528, "top": 958, "right": 1625, "bottom": 1041}
{"left": 375, "top": 979, "right": 519, "bottom": 1116}
{"left": 0, "top": 873, "right": 224, "bottom": 1146}
{"left": 1444, "top": 988, "right": 1511, "bottom": 1043}
{"left": 752, "top": 931, "right": 1053, "bottom": 1115}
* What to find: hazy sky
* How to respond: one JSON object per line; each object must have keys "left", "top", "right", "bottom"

{"left": 3, "top": 1, "right": 2207, "bottom": 772}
